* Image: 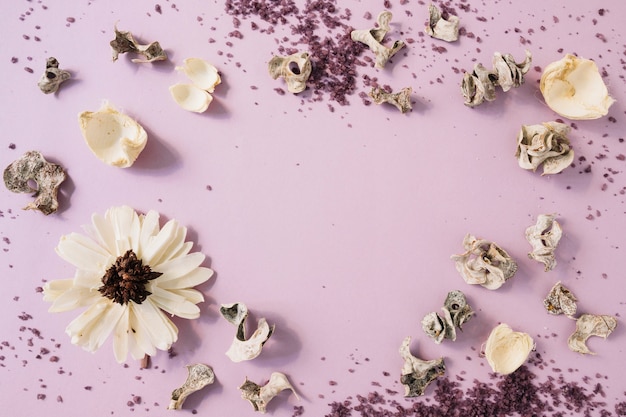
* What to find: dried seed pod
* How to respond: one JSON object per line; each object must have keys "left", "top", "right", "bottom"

{"left": 239, "top": 372, "right": 299, "bottom": 413}
{"left": 268, "top": 52, "right": 312, "bottom": 94}
{"left": 443, "top": 290, "right": 474, "bottom": 329}
{"left": 351, "top": 11, "right": 405, "bottom": 69}
{"left": 37, "top": 57, "right": 71, "bottom": 94}
{"left": 169, "top": 83, "right": 213, "bottom": 113}
{"left": 3, "top": 151, "right": 66, "bottom": 215}
{"left": 568, "top": 314, "right": 617, "bottom": 355}
{"left": 526, "top": 214, "right": 563, "bottom": 270}
{"left": 368, "top": 86, "right": 412, "bottom": 113}
{"left": 220, "top": 303, "right": 275, "bottom": 362}
{"left": 543, "top": 281, "right": 577, "bottom": 317}
{"left": 167, "top": 364, "right": 215, "bottom": 410}
{"left": 399, "top": 336, "right": 446, "bottom": 397}
{"left": 176, "top": 58, "right": 221, "bottom": 92}
{"left": 425, "top": 3, "right": 459, "bottom": 42}
{"left": 110, "top": 25, "right": 167, "bottom": 63}
{"left": 451, "top": 234, "right": 518, "bottom": 290}
{"left": 485, "top": 323, "right": 534, "bottom": 375}
{"left": 422, "top": 290, "right": 473, "bottom": 344}
{"left": 516, "top": 122, "right": 574, "bottom": 176}
{"left": 421, "top": 311, "right": 451, "bottom": 344}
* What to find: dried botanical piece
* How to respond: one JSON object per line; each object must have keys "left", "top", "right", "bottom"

{"left": 3, "top": 151, "right": 66, "bottom": 215}
{"left": 515, "top": 122, "right": 574, "bottom": 175}
{"left": 78, "top": 101, "right": 147, "bottom": 167}
{"left": 169, "top": 84, "right": 213, "bottom": 113}
{"left": 239, "top": 372, "right": 299, "bottom": 413}
{"left": 425, "top": 3, "right": 459, "bottom": 42}
{"left": 168, "top": 364, "right": 215, "bottom": 410}
{"left": 540, "top": 54, "right": 615, "bottom": 120}
{"left": 268, "top": 52, "right": 312, "bottom": 94}
{"left": 351, "top": 11, "right": 405, "bottom": 69}
{"left": 544, "top": 281, "right": 577, "bottom": 318}
{"left": 485, "top": 323, "right": 534, "bottom": 375}
{"left": 525, "top": 214, "right": 563, "bottom": 271}
{"left": 461, "top": 50, "right": 532, "bottom": 107}
{"left": 422, "top": 290, "right": 473, "bottom": 343}
{"left": 451, "top": 234, "right": 518, "bottom": 290}
{"left": 399, "top": 336, "right": 446, "bottom": 397}
{"left": 220, "top": 302, "right": 275, "bottom": 362}
{"left": 568, "top": 314, "right": 617, "bottom": 355}
{"left": 369, "top": 86, "right": 412, "bottom": 113}
{"left": 176, "top": 58, "right": 221, "bottom": 92}
{"left": 37, "top": 57, "right": 71, "bottom": 94}
{"left": 43, "top": 205, "right": 214, "bottom": 363}
{"left": 110, "top": 25, "right": 167, "bottom": 63}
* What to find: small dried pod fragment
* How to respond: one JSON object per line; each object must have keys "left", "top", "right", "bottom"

{"left": 485, "top": 323, "right": 534, "bottom": 375}
{"left": 451, "top": 234, "right": 518, "bottom": 290}
{"left": 421, "top": 311, "right": 451, "bottom": 344}
{"left": 369, "top": 86, "right": 412, "bottom": 113}
{"left": 399, "top": 336, "right": 446, "bottom": 397}
{"left": 110, "top": 25, "right": 167, "bottom": 63}
{"left": 38, "top": 57, "right": 71, "bottom": 94}
{"left": 176, "top": 58, "right": 221, "bottom": 92}
{"left": 239, "top": 372, "right": 299, "bottom": 413}
{"left": 3, "top": 151, "right": 66, "bottom": 215}
{"left": 544, "top": 281, "right": 577, "bottom": 318}
{"left": 169, "top": 83, "right": 213, "bottom": 113}
{"left": 422, "top": 290, "right": 473, "bottom": 344}
{"left": 516, "top": 122, "right": 574, "bottom": 176}
{"left": 220, "top": 303, "right": 275, "bottom": 362}
{"left": 78, "top": 101, "right": 147, "bottom": 168}
{"left": 568, "top": 314, "right": 617, "bottom": 355}
{"left": 351, "top": 11, "right": 406, "bottom": 69}
{"left": 540, "top": 54, "right": 615, "bottom": 120}
{"left": 443, "top": 289, "right": 474, "bottom": 329}
{"left": 425, "top": 3, "right": 459, "bottom": 42}
{"left": 167, "top": 364, "right": 215, "bottom": 410}
{"left": 525, "top": 214, "right": 563, "bottom": 271}
{"left": 268, "top": 52, "right": 312, "bottom": 94}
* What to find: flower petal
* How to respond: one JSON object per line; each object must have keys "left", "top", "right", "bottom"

{"left": 137, "top": 210, "right": 160, "bottom": 258}
{"left": 157, "top": 266, "right": 213, "bottom": 290}
{"left": 128, "top": 303, "right": 156, "bottom": 358}
{"left": 141, "top": 220, "right": 180, "bottom": 266}
{"left": 132, "top": 300, "right": 178, "bottom": 351}
{"left": 56, "top": 233, "right": 114, "bottom": 272}
{"left": 66, "top": 300, "right": 125, "bottom": 352}
{"left": 107, "top": 205, "right": 141, "bottom": 254}
{"left": 47, "top": 286, "right": 101, "bottom": 312}
{"left": 169, "top": 288, "right": 205, "bottom": 305}
{"left": 155, "top": 252, "right": 205, "bottom": 280}
{"left": 149, "top": 287, "right": 201, "bottom": 319}
{"left": 112, "top": 305, "right": 130, "bottom": 363}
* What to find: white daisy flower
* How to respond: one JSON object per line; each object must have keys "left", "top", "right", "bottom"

{"left": 43, "top": 205, "right": 214, "bottom": 363}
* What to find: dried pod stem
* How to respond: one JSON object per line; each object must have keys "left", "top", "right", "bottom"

{"left": 399, "top": 336, "right": 446, "bottom": 397}
{"left": 425, "top": 3, "right": 459, "bottom": 42}
{"left": 268, "top": 52, "right": 312, "bottom": 94}
{"left": 168, "top": 364, "right": 215, "bottom": 410}
{"left": 38, "top": 57, "right": 71, "bottom": 94}
{"left": 351, "top": 11, "right": 405, "bottom": 69}
{"left": 369, "top": 86, "right": 412, "bottom": 113}
{"left": 239, "top": 372, "right": 299, "bottom": 413}
{"left": 220, "top": 303, "right": 275, "bottom": 362}
{"left": 110, "top": 26, "right": 167, "bottom": 63}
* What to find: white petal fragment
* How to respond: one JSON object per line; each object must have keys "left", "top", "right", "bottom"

{"left": 485, "top": 323, "right": 534, "bottom": 375}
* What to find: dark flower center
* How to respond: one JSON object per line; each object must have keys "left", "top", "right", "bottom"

{"left": 99, "top": 250, "right": 162, "bottom": 305}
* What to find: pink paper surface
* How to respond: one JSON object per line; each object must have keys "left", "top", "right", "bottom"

{"left": 1, "top": 1, "right": 625, "bottom": 415}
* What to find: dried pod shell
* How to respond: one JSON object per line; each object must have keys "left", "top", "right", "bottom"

{"left": 220, "top": 303, "right": 275, "bottom": 362}
{"left": 78, "top": 101, "right": 148, "bottom": 168}
{"left": 168, "top": 364, "right": 215, "bottom": 410}
{"left": 543, "top": 281, "right": 577, "bottom": 317}
{"left": 38, "top": 57, "right": 71, "bottom": 94}
{"left": 485, "top": 323, "right": 534, "bottom": 375}
{"left": 176, "top": 58, "right": 221, "bottom": 92}
{"left": 425, "top": 3, "right": 459, "bottom": 42}
{"left": 443, "top": 290, "right": 474, "bottom": 329}
{"left": 568, "top": 314, "right": 617, "bottom": 355}
{"left": 351, "top": 11, "right": 405, "bottom": 69}
{"left": 110, "top": 26, "right": 167, "bottom": 63}
{"left": 516, "top": 122, "right": 574, "bottom": 176}
{"left": 399, "top": 336, "right": 446, "bottom": 397}
{"left": 239, "top": 372, "right": 299, "bottom": 413}
{"left": 422, "top": 290, "right": 473, "bottom": 344}
{"left": 421, "top": 311, "right": 450, "bottom": 344}
{"left": 369, "top": 86, "right": 412, "bottom": 113}
{"left": 540, "top": 54, "right": 615, "bottom": 120}
{"left": 525, "top": 214, "right": 563, "bottom": 271}
{"left": 268, "top": 52, "right": 312, "bottom": 94}
{"left": 169, "top": 83, "right": 213, "bottom": 113}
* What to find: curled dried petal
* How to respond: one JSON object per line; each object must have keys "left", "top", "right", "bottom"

{"left": 543, "top": 281, "right": 577, "bottom": 317}
{"left": 351, "top": 11, "right": 405, "bottom": 69}
{"left": 568, "top": 314, "right": 617, "bottom": 355}
{"left": 220, "top": 303, "right": 274, "bottom": 362}
{"left": 268, "top": 52, "right": 312, "bottom": 94}
{"left": 485, "top": 323, "right": 534, "bottom": 375}
{"left": 399, "top": 336, "right": 446, "bottom": 397}
{"left": 526, "top": 214, "right": 563, "bottom": 271}
{"left": 168, "top": 364, "right": 215, "bottom": 410}
{"left": 239, "top": 372, "right": 299, "bottom": 413}
{"left": 369, "top": 86, "right": 412, "bottom": 113}
{"left": 516, "top": 122, "right": 574, "bottom": 175}
{"left": 425, "top": 3, "right": 459, "bottom": 42}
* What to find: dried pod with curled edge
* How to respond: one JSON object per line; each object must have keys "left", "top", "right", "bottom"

{"left": 167, "top": 364, "right": 215, "bottom": 410}
{"left": 110, "top": 25, "right": 167, "bottom": 63}
{"left": 268, "top": 52, "right": 312, "bottom": 94}
{"left": 38, "top": 57, "right": 71, "bottom": 94}
{"left": 220, "top": 303, "right": 274, "bottom": 362}
{"left": 485, "top": 323, "right": 534, "bottom": 375}
{"left": 425, "top": 3, "right": 459, "bottom": 42}
{"left": 568, "top": 314, "right": 617, "bottom": 355}
{"left": 422, "top": 290, "right": 473, "bottom": 344}
{"left": 176, "top": 58, "right": 221, "bottom": 92}
{"left": 239, "top": 372, "right": 299, "bottom": 413}
{"left": 351, "top": 11, "right": 405, "bottom": 69}
{"left": 369, "top": 86, "right": 412, "bottom": 113}
{"left": 525, "top": 214, "right": 563, "bottom": 271}
{"left": 169, "top": 84, "right": 213, "bottom": 113}
{"left": 516, "top": 122, "right": 574, "bottom": 176}
{"left": 399, "top": 336, "right": 446, "bottom": 397}
{"left": 3, "top": 151, "right": 66, "bottom": 215}
{"left": 543, "top": 281, "right": 577, "bottom": 318}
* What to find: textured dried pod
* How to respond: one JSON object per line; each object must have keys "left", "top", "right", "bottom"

{"left": 451, "top": 234, "right": 518, "bottom": 290}
{"left": 368, "top": 86, "right": 412, "bottom": 113}
{"left": 3, "top": 151, "right": 66, "bottom": 215}
{"left": 37, "top": 57, "right": 71, "bottom": 94}
{"left": 525, "top": 214, "right": 563, "bottom": 271}
{"left": 422, "top": 290, "right": 473, "bottom": 344}
{"left": 421, "top": 311, "right": 450, "bottom": 344}
{"left": 220, "top": 303, "right": 274, "bottom": 362}
{"left": 169, "top": 83, "right": 213, "bottom": 113}
{"left": 176, "top": 58, "right": 221, "bottom": 92}
{"left": 110, "top": 25, "right": 167, "bottom": 63}
{"left": 268, "top": 52, "right": 312, "bottom": 94}
{"left": 516, "top": 122, "right": 574, "bottom": 175}
{"left": 167, "top": 364, "right": 215, "bottom": 410}
{"left": 540, "top": 54, "right": 615, "bottom": 120}
{"left": 239, "top": 372, "right": 299, "bottom": 413}
{"left": 425, "top": 3, "right": 459, "bottom": 42}
{"left": 568, "top": 314, "right": 617, "bottom": 355}
{"left": 543, "top": 281, "right": 577, "bottom": 317}
{"left": 443, "top": 290, "right": 474, "bottom": 329}
{"left": 351, "top": 11, "right": 405, "bottom": 69}
{"left": 78, "top": 101, "right": 147, "bottom": 168}
{"left": 399, "top": 336, "right": 446, "bottom": 397}
{"left": 485, "top": 323, "right": 534, "bottom": 375}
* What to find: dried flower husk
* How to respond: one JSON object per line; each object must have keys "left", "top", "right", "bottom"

{"left": 485, "top": 323, "right": 534, "bottom": 375}
{"left": 38, "top": 57, "right": 71, "bottom": 94}
{"left": 516, "top": 122, "right": 574, "bottom": 176}
{"left": 176, "top": 58, "right": 221, "bottom": 92}
{"left": 3, "top": 150, "right": 66, "bottom": 215}
{"left": 168, "top": 364, "right": 215, "bottom": 410}
{"left": 351, "top": 11, "right": 405, "bottom": 69}
{"left": 451, "top": 234, "right": 518, "bottom": 290}
{"left": 540, "top": 54, "right": 615, "bottom": 120}
{"left": 568, "top": 314, "right": 617, "bottom": 355}
{"left": 399, "top": 336, "right": 446, "bottom": 397}
{"left": 78, "top": 101, "right": 147, "bottom": 168}
{"left": 110, "top": 25, "right": 167, "bottom": 63}
{"left": 425, "top": 3, "right": 459, "bottom": 42}
{"left": 525, "top": 214, "right": 563, "bottom": 271}
{"left": 268, "top": 52, "right": 312, "bottom": 94}
{"left": 239, "top": 372, "right": 299, "bottom": 413}
{"left": 169, "top": 83, "right": 213, "bottom": 113}
{"left": 220, "top": 302, "right": 274, "bottom": 362}
{"left": 422, "top": 290, "right": 473, "bottom": 344}
{"left": 369, "top": 86, "right": 412, "bottom": 113}
{"left": 543, "top": 281, "right": 577, "bottom": 317}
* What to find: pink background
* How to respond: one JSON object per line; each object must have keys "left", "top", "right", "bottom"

{"left": 1, "top": 0, "right": 625, "bottom": 415}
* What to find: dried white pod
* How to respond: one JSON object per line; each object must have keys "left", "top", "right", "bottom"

{"left": 351, "top": 11, "right": 405, "bottom": 69}
{"left": 515, "top": 122, "right": 574, "bottom": 175}
{"left": 268, "top": 52, "right": 312, "bottom": 94}
{"left": 421, "top": 311, "right": 450, "bottom": 344}
{"left": 525, "top": 214, "right": 563, "bottom": 271}
{"left": 176, "top": 58, "right": 221, "bottom": 92}
{"left": 239, "top": 372, "right": 299, "bottom": 413}
{"left": 399, "top": 336, "right": 446, "bottom": 397}
{"left": 543, "top": 281, "right": 577, "bottom": 317}
{"left": 484, "top": 323, "right": 534, "bottom": 375}
{"left": 451, "top": 234, "right": 518, "bottom": 290}
{"left": 167, "top": 364, "right": 215, "bottom": 410}
{"left": 425, "top": 3, "right": 459, "bottom": 42}
{"left": 110, "top": 25, "right": 167, "bottom": 63}
{"left": 568, "top": 314, "right": 617, "bottom": 355}
{"left": 169, "top": 83, "right": 213, "bottom": 113}
{"left": 220, "top": 303, "right": 275, "bottom": 362}
{"left": 78, "top": 102, "right": 148, "bottom": 168}
{"left": 3, "top": 151, "right": 66, "bottom": 215}
{"left": 369, "top": 86, "right": 412, "bottom": 113}
{"left": 38, "top": 57, "right": 71, "bottom": 94}
{"left": 540, "top": 54, "right": 615, "bottom": 120}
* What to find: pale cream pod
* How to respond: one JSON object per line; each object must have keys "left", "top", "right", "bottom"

{"left": 169, "top": 83, "right": 213, "bottom": 113}
{"left": 485, "top": 323, "right": 534, "bottom": 375}
{"left": 175, "top": 58, "right": 221, "bottom": 92}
